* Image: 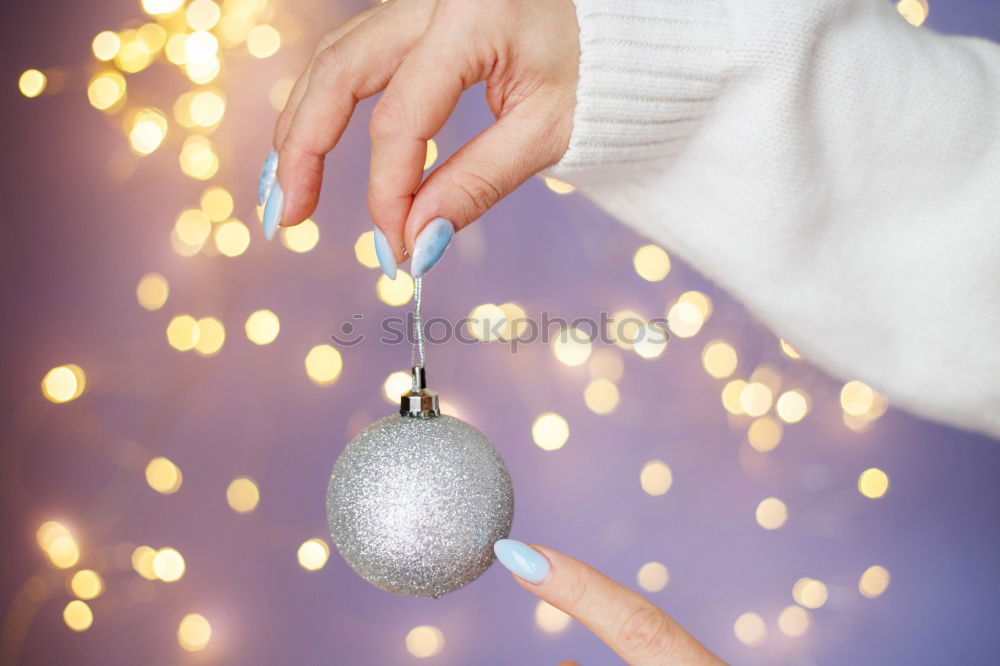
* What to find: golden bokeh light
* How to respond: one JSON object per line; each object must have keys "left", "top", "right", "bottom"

{"left": 858, "top": 467, "right": 889, "bottom": 499}
{"left": 897, "top": 0, "right": 929, "bottom": 26}
{"left": 755, "top": 497, "right": 788, "bottom": 530}
{"left": 640, "top": 460, "right": 673, "bottom": 496}
{"left": 200, "top": 187, "right": 234, "bottom": 221}
{"left": 382, "top": 371, "right": 412, "bottom": 403}
{"left": 424, "top": 139, "right": 438, "bottom": 170}
{"left": 175, "top": 208, "right": 212, "bottom": 246}
{"left": 702, "top": 340, "right": 738, "bottom": 378}
{"left": 185, "top": 30, "right": 219, "bottom": 64}
{"left": 840, "top": 380, "right": 875, "bottom": 416}
{"left": 666, "top": 300, "right": 704, "bottom": 338}
{"left": 792, "top": 577, "right": 828, "bottom": 609}
{"left": 282, "top": 219, "right": 320, "bottom": 253}
{"left": 777, "top": 605, "right": 810, "bottom": 637}
{"left": 552, "top": 326, "right": 593, "bottom": 366}
{"left": 178, "top": 613, "right": 212, "bottom": 652}
{"left": 128, "top": 108, "right": 168, "bottom": 155}
{"left": 137, "top": 23, "right": 167, "bottom": 52}
{"left": 535, "top": 601, "right": 571, "bottom": 632}
{"left": 467, "top": 303, "right": 506, "bottom": 342}
{"left": 131, "top": 545, "right": 158, "bottom": 580}
{"left": 92, "top": 31, "right": 122, "bottom": 61}
{"left": 297, "top": 538, "right": 330, "bottom": 571}
{"left": 215, "top": 219, "right": 251, "bottom": 257}
{"left": 166, "top": 314, "right": 201, "bottom": 351}
{"left": 633, "top": 245, "right": 671, "bottom": 282}
{"left": 405, "top": 625, "right": 445, "bottom": 658}
{"left": 859, "top": 565, "right": 891, "bottom": 598}
{"left": 186, "top": 0, "right": 222, "bottom": 30}
{"left": 739, "top": 382, "right": 773, "bottom": 417}
{"left": 776, "top": 389, "right": 809, "bottom": 424}
{"left": 189, "top": 90, "right": 226, "bottom": 127}
{"left": 194, "top": 317, "right": 225, "bottom": 356}
{"left": 226, "top": 477, "right": 261, "bottom": 513}
{"left": 305, "top": 345, "right": 344, "bottom": 385}
{"left": 247, "top": 25, "right": 281, "bottom": 58}
{"left": 136, "top": 272, "right": 169, "bottom": 310}
{"left": 19, "top": 69, "right": 47, "bottom": 97}
{"left": 779, "top": 338, "right": 801, "bottom": 359}
{"left": 747, "top": 416, "right": 783, "bottom": 452}
{"left": 69, "top": 570, "right": 104, "bottom": 600}
{"left": 63, "top": 600, "right": 94, "bottom": 632}
{"left": 180, "top": 135, "right": 220, "bottom": 180}
{"left": 269, "top": 76, "right": 295, "bottom": 111}
{"left": 145, "top": 456, "right": 183, "bottom": 494}
{"left": 721, "top": 379, "right": 747, "bottom": 415}
{"left": 376, "top": 271, "right": 414, "bottom": 306}
{"left": 37, "top": 521, "right": 70, "bottom": 551}
{"left": 142, "top": 0, "right": 183, "bottom": 15}
{"left": 498, "top": 302, "right": 529, "bottom": 340}
{"left": 354, "top": 231, "right": 380, "bottom": 268}
{"left": 245, "top": 309, "right": 280, "bottom": 345}
{"left": 607, "top": 309, "right": 644, "bottom": 350}
{"left": 166, "top": 33, "right": 189, "bottom": 64}
{"left": 636, "top": 562, "right": 669, "bottom": 592}
{"left": 87, "top": 71, "right": 127, "bottom": 111}
{"left": 589, "top": 347, "right": 624, "bottom": 382}
{"left": 633, "top": 323, "right": 668, "bottom": 359}
{"left": 543, "top": 176, "right": 575, "bottom": 194}
{"left": 152, "top": 547, "right": 186, "bottom": 582}
{"left": 41, "top": 364, "right": 86, "bottom": 403}
{"left": 584, "top": 378, "right": 619, "bottom": 415}
{"left": 532, "top": 413, "right": 569, "bottom": 451}
{"left": 115, "top": 31, "right": 154, "bottom": 73}
{"left": 38, "top": 523, "right": 80, "bottom": 569}
{"left": 733, "top": 612, "right": 766, "bottom": 647}
{"left": 680, "top": 290, "right": 712, "bottom": 318}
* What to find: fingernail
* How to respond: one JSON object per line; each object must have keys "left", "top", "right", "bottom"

{"left": 410, "top": 217, "right": 454, "bottom": 278}
{"left": 258, "top": 150, "right": 278, "bottom": 207}
{"left": 262, "top": 183, "right": 283, "bottom": 241}
{"left": 494, "top": 539, "right": 551, "bottom": 584}
{"left": 372, "top": 227, "right": 397, "bottom": 279}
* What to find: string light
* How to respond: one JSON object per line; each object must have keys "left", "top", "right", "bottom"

{"left": 186, "top": 0, "right": 222, "bottom": 30}
{"left": 640, "top": 460, "right": 672, "bottom": 496}
{"left": 226, "top": 477, "right": 260, "bottom": 513}
{"left": 180, "top": 135, "right": 220, "bottom": 180}
{"left": 721, "top": 379, "right": 747, "bottom": 415}
{"left": 189, "top": 90, "right": 226, "bottom": 127}
{"left": 405, "top": 625, "right": 445, "bottom": 658}
{"left": 841, "top": 380, "right": 875, "bottom": 415}
{"left": 128, "top": 108, "right": 168, "bottom": 155}
{"left": 175, "top": 208, "right": 212, "bottom": 246}
{"left": 305, "top": 345, "right": 343, "bottom": 385}
{"left": 532, "top": 413, "right": 569, "bottom": 451}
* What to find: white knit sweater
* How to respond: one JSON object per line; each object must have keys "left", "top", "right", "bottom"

{"left": 549, "top": 0, "right": 1000, "bottom": 437}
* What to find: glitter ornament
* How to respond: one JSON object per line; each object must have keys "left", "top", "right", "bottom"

{"left": 326, "top": 279, "right": 514, "bottom": 597}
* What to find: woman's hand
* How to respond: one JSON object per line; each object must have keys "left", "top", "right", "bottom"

{"left": 260, "top": 0, "right": 579, "bottom": 276}
{"left": 494, "top": 540, "right": 725, "bottom": 665}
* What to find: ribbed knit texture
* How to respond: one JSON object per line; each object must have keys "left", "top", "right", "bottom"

{"left": 550, "top": 0, "right": 1000, "bottom": 437}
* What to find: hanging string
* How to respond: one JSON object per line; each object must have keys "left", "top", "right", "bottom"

{"left": 411, "top": 277, "right": 425, "bottom": 391}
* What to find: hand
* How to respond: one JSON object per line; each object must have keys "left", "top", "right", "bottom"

{"left": 494, "top": 540, "right": 725, "bottom": 665}
{"left": 262, "top": 0, "right": 579, "bottom": 275}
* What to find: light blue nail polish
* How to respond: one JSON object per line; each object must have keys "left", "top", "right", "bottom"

{"left": 262, "top": 183, "right": 283, "bottom": 241}
{"left": 258, "top": 150, "right": 278, "bottom": 206}
{"left": 494, "top": 539, "right": 551, "bottom": 584}
{"left": 373, "top": 227, "right": 397, "bottom": 279}
{"left": 410, "top": 217, "right": 455, "bottom": 278}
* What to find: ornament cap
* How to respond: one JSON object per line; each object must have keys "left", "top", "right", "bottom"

{"left": 400, "top": 365, "right": 440, "bottom": 418}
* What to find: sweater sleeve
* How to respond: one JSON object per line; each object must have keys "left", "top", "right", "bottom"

{"left": 548, "top": 0, "right": 1000, "bottom": 437}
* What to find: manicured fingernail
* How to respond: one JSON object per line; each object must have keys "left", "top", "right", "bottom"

{"left": 258, "top": 150, "right": 277, "bottom": 207}
{"left": 373, "top": 227, "right": 397, "bottom": 279}
{"left": 494, "top": 539, "right": 551, "bottom": 584}
{"left": 410, "top": 217, "right": 454, "bottom": 278}
{"left": 262, "top": 183, "right": 283, "bottom": 241}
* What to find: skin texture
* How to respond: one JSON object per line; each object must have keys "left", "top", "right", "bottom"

{"left": 272, "top": 0, "right": 578, "bottom": 265}
{"left": 270, "top": 2, "right": 722, "bottom": 661}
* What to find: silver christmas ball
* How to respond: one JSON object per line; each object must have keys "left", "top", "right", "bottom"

{"left": 326, "top": 414, "right": 514, "bottom": 598}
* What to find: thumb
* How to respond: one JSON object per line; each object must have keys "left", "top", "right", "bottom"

{"left": 493, "top": 539, "right": 724, "bottom": 666}
{"left": 403, "top": 98, "right": 571, "bottom": 253}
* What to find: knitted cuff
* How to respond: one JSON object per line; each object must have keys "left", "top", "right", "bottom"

{"left": 549, "top": 0, "right": 730, "bottom": 180}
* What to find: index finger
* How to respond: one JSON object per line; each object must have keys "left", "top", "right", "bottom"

{"left": 495, "top": 541, "right": 724, "bottom": 666}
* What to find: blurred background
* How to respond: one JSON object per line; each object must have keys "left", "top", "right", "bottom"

{"left": 4, "top": 0, "right": 999, "bottom": 664}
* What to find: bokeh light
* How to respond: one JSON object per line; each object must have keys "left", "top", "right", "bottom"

{"left": 532, "top": 413, "right": 569, "bottom": 451}
{"left": 180, "top": 135, "right": 220, "bottom": 180}
{"left": 19, "top": 69, "right": 47, "bottom": 97}
{"left": 747, "top": 416, "right": 783, "bottom": 452}
{"left": 214, "top": 220, "right": 251, "bottom": 257}
{"left": 739, "top": 382, "right": 773, "bottom": 417}
{"left": 543, "top": 177, "right": 575, "bottom": 194}
{"left": 584, "top": 378, "right": 619, "bottom": 415}
{"left": 636, "top": 562, "right": 669, "bottom": 592}
{"left": 189, "top": 90, "right": 226, "bottom": 127}
{"left": 589, "top": 347, "right": 624, "bottom": 382}
{"left": 792, "top": 577, "right": 829, "bottom": 609}
{"left": 247, "top": 25, "right": 280, "bottom": 58}
{"left": 245, "top": 309, "right": 280, "bottom": 345}
{"left": 897, "top": 0, "right": 929, "bottom": 26}
{"left": 841, "top": 380, "right": 875, "bottom": 416}
{"left": 186, "top": 0, "right": 221, "bottom": 30}
{"left": 92, "top": 31, "right": 122, "bottom": 61}
{"left": 551, "top": 326, "right": 593, "bottom": 366}
{"left": 534, "top": 601, "right": 571, "bottom": 632}
{"left": 859, "top": 565, "right": 891, "bottom": 598}
{"left": 194, "top": 317, "right": 225, "bottom": 356}
{"left": 282, "top": 219, "right": 320, "bottom": 253}
{"left": 145, "top": 456, "right": 183, "bottom": 494}
{"left": 87, "top": 71, "right": 127, "bottom": 111}
{"left": 376, "top": 271, "right": 414, "bottom": 306}
{"left": 354, "top": 231, "right": 379, "bottom": 268}
{"left": 633, "top": 244, "right": 671, "bottom": 282}
{"left": 383, "top": 371, "right": 412, "bottom": 403}
{"left": 776, "top": 389, "right": 809, "bottom": 423}
{"left": 858, "top": 467, "right": 889, "bottom": 499}
{"left": 424, "top": 139, "right": 438, "bottom": 170}
{"left": 63, "top": 600, "right": 94, "bottom": 632}
{"left": 69, "top": 570, "right": 104, "bottom": 600}
{"left": 152, "top": 547, "right": 185, "bottom": 582}
{"left": 128, "top": 108, "right": 168, "bottom": 155}
{"left": 200, "top": 186, "right": 234, "bottom": 221}
{"left": 640, "top": 460, "right": 673, "bottom": 496}
{"left": 405, "top": 625, "right": 445, "bottom": 658}
{"left": 37, "top": 522, "right": 80, "bottom": 569}
{"left": 136, "top": 272, "right": 169, "bottom": 310}
{"left": 733, "top": 612, "right": 766, "bottom": 647}
{"left": 166, "top": 315, "right": 200, "bottom": 351}
{"left": 131, "top": 546, "right": 158, "bottom": 580}
{"left": 305, "top": 345, "right": 343, "bottom": 386}
{"left": 297, "top": 538, "right": 330, "bottom": 571}
{"left": 702, "top": 340, "right": 738, "bottom": 378}
{"left": 777, "top": 605, "right": 810, "bottom": 637}
{"left": 226, "top": 477, "right": 260, "bottom": 513}
{"left": 178, "top": 613, "right": 212, "bottom": 651}
{"left": 755, "top": 497, "right": 788, "bottom": 530}
{"left": 41, "top": 364, "right": 86, "bottom": 403}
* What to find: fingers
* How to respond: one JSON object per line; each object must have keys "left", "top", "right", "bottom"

{"left": 494, "top": 540, "right": 724, "bottom": 666}
{"left": 275, "top": 0, "right": 434, "bottom": 228}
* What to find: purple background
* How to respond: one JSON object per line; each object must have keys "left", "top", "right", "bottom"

{"left": 4, "top": 1, "right": 999, "bottom": 664}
